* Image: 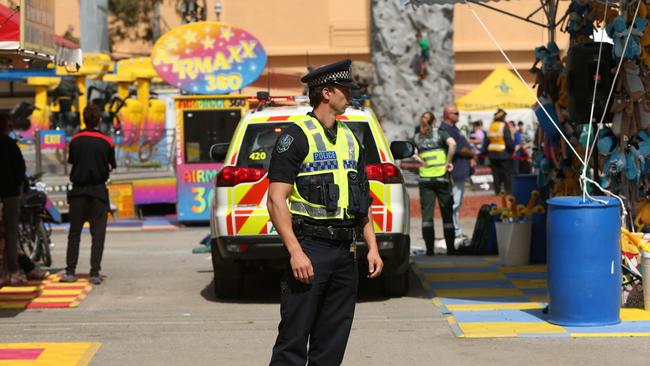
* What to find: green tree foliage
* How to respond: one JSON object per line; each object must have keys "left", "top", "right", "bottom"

{"left": 108, "top": 0, "right": 159, "bottom": 48}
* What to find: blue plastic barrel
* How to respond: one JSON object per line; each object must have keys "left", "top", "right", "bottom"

{"left": 546, "top": 196, "right": 621, "bottom": 326}
{"left": 512, "top": 174, "right": 546, "bottom": 263}
{"left": 511, "top": 174, "right": 537, "bottom": 206}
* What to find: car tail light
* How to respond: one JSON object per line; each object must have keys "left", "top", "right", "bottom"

{"left": 217, "top": 166, "right": 267, "bottom": 187}
{"left": 365, "top": 163, "right": 402, "bottom": 184}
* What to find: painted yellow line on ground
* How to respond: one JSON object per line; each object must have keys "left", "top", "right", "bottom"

{"left": 459, "top": 322, "right": 567, "bottom": 338}
{"left": 446, "top": 302, "right": 545, "bottom": 311}
{"left": 0, "top": 342, "right": 101, "bottom": 366}
{"left": 30, "top": 297, "right": 78, "bottom": 303}
{"left": 425, "top": 272, "right": 507, "bottom": 281}
{"left": 0, "top": 286, "right": 39, "bottom": 293}
{"left": 511, "top": 279, "right": 547, "bottom": 288}
{"left": 620, "top": 308, "right": 650, "bottom": 321}
{"left": 527, "top": 295, "right": 549, "bottom": 302}
{"left": 434, "top": 288, "right": 525, "bottom": 298}
{"left": 39, "top": 290, "right": 85, "bottom": 296}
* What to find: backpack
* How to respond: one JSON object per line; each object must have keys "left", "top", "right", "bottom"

{"left": 457, "top": 204, "right": 498, "bottom": 255}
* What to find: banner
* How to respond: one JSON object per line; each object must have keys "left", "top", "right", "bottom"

{"left": 152, "top": 22, "right": 267, "bottom": 95}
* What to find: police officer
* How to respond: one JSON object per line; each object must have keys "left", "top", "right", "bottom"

{"left": 412, "top": 111, "right": 456, "bottom": 255}
{"left": 267, "top": 59, "right": 383, "bottom": 366}
{"left": 484, "top": 109, "right": 514, "bottom": 195}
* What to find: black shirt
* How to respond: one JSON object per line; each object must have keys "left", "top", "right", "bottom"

{"left": 0, "top": 135, "right": 26, "bottom": 198}
{"left": 68, "top": 129, "right": 116, "bottom": 202}
{"left": 268, "top": 124, "right": 309, "bottom": 184}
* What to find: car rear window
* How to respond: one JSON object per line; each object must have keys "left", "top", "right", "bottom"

{"left": 345, "top": 121, "right": 381, "bottom": 165}
{"left": 237, "top": 122, "right": 292, "bottom": 169}
{"left": 236, "top": 120, "right": 382, "bottom": 170}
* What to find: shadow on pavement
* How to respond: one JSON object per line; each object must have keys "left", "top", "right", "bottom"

{"left": 200, "top": 266, "right": 427, "bottom": 304}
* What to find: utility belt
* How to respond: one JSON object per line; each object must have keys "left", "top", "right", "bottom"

{"left": 292, "top": 218, "right": 360, "bottom": 242}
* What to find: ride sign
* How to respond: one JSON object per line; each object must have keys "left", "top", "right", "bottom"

{"left": 151, "top": 22, "right": 267, "bottom": 95}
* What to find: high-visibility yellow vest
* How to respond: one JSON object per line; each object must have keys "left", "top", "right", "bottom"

{"left": 419, "top": 148, "right": 447, "bottom": 178}
{"left": 288, "top": 117, "right": 361, "bottom": 220}
{"left": 487, "top": 121, "right": 506, "bottom": 152}
{"left": 415, "top": 128, "right": 447, "bottom": 178}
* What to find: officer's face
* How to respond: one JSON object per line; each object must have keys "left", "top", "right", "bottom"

{"left": 330, "top": 85, "right": 352, "bottom": 114}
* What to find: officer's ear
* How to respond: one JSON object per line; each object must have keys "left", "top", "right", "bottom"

{"left": 321, "top": 86, "right": 335, "bottom": 103}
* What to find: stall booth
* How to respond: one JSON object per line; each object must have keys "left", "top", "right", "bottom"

{"left": 174, "top": 95, "right": 250, "bottom": 221}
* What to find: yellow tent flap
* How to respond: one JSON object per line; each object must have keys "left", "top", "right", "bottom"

{"left": 457, "top": 66, "right": 536, "bottom": 111}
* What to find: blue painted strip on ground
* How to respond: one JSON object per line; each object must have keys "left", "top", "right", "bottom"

{"left": 429, "top": 280, "right": 515, "bottom": 289}
{"left": 506, "top": 272, "right": 548, "bottom": 280}
{"left": 452, "top": 309, "right": 549, "bottom": 323}
{"left": 563, "top": 321, "right": 650, "bottom": 333}
{"left": 418, "top": 267, "right": 498, "bottom": 273}
{"left": 435, "top": 296, "right": 532, "bottom": 305}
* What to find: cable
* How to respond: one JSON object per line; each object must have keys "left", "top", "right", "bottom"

{"left": 587, "top": 0, "right": 642, "bottom": 167}
{"left": 582, "top": 0, "right": 609, "bottom": 201}
{"left": 463, "top": 0, "right": 585, "bottom": 166}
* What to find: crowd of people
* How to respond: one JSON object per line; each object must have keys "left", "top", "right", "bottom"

{"left": 411, "top": 105, "right": 533, "bottom": 255}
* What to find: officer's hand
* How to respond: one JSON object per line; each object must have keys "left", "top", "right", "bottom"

{"left": 290, "top": 250, "right": 314, "bottom": 284}
{"left": 446, "top": 162, "right": 454, "bottom": 172}
{"left": 367, "top": 250, "right": 383, "bottom": 279}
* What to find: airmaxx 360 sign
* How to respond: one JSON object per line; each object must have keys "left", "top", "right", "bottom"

{"left": 152, "top": 22, "right": 267, "bottom": 94}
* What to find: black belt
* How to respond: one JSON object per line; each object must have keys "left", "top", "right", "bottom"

{"left": 296, "top": 221, "right": 359, "bottom": 242}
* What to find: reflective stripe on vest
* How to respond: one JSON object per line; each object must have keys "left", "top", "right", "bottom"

{"left": 288, "top": 118, "right": 360, "bottom": 220}
{"left": 418, "top": 148, "right": 447, "bottom": 178}
{"left": 487, "top": 121, "right": 506, "bottom": 152}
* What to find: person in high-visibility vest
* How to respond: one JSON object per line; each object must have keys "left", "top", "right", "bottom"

{"left": 412, "top": 112, "right": 457, "bottom": 256}
{"left": 483, "top": 109, "right": 515, "bottom": 195}
{"left": 267, "top": 59, "right": 383, "bottom": 365}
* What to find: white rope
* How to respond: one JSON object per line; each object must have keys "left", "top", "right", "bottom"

{"left": 582, "top": 0, "right": 609, "bottom": 202}
{"left": 583, "top": 176, "right": 628, "bottom": 226}
{"left": 462, "top": 0, "right": 585, "bottom": 166}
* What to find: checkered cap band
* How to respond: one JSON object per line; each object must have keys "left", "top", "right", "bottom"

{"left": 307, "top": 69, "right": 352, "bottom": 88}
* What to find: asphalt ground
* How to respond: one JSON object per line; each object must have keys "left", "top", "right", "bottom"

{"left": 1, "top": 216, "right": 650, "bottom": 365}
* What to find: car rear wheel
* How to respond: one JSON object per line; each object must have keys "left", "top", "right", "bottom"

{"left": 213, "top": 276, "right": 243, "bottom": 299}
{"left": 211, "top": 239, "right": 243, "bottom": 298}
{"left": 383, "top": 272, "right": 409, "bottom": 297}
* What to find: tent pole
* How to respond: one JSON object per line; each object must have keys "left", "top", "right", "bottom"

{"left": 546, "top": 0, "right": 557, "bottom": 42}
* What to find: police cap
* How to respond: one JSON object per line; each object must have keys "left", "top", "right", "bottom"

{"left": 301, "top": 59, "right": 359, "bottom": 90}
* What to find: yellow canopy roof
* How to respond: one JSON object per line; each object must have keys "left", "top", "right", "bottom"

{"left": 457, "top": 66, "right": 536, "bottom": 111}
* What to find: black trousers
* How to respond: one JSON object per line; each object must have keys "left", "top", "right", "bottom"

{"left": 418, "top": 179, "right": 455, "bottom": 255}
{"left": 270, "top": 237, "right": 358, "bottom": 366}
{"left": 1, "top": 195, "right": 20, "bottom": 272}
{"left": 66, "top": 196, "right": 108, "bottom": 276}
{"left": 491, "top": 159, "right": 513, "bottom": 195}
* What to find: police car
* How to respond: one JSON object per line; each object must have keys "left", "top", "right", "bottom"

{"left": 209, "top": 97, "right": 412, "bottom": 298}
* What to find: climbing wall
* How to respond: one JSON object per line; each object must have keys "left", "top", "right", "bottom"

{"left": 371, "top": 0, "right": 455, "bottom": 141}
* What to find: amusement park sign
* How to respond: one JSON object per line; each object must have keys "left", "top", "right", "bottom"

{"left": 151, "top": 22, "right": 267, "bottom": 94}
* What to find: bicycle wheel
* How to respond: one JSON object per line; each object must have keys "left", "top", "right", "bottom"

{"left": 18, "top": 219, "right": 37, "bottom": 260}
{"left": 35, "top": 219, "right": 52, "bottom": 267}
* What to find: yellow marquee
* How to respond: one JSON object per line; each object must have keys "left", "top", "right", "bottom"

{"left": 457, "top": 66, "right": 536, "bottom": 111}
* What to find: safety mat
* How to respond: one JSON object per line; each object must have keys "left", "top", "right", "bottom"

{"left": 0, "top": 274, "right": 94, "bottom": 310}
{"left": 0, "top": 343, "right": 100, "bottom": 365}
{"left": 413, "top": 256, "right": 650, "bottom": 338}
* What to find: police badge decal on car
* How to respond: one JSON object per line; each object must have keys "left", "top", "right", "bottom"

{"left": 276, "top": 134, "right": 294, "bottom": 153}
